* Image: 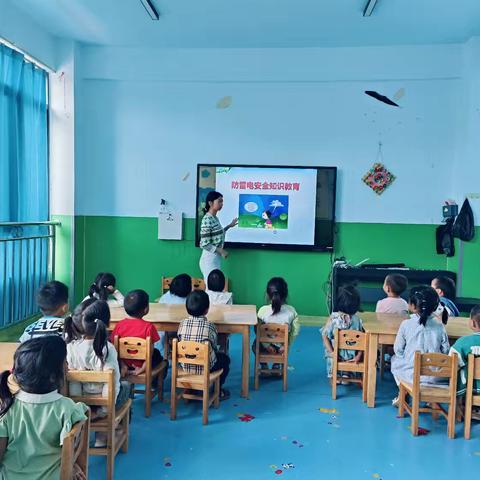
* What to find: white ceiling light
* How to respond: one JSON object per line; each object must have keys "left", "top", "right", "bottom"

{"left": 363, "top": 0, "right": 379, "bottom": 17}
{"left": 140, "top": 0, "right": 159, "bottom": 20}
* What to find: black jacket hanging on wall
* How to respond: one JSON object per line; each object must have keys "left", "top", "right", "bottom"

{"left": 436, "top": 217, "right": 455, "bottom": 257}
{"left": 453, "top": 198, "right": 475, "bottom": 241}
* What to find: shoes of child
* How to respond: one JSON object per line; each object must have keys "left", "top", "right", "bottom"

{"left": 219, "top": 389, "right": 230, "bottom": 401}
{"left": 94, "top": 429, "right": 124, "bottom": 448}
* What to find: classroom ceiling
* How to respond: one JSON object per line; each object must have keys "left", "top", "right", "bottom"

{"left": 10, "top": 0, "right": 480, "bottom": 48}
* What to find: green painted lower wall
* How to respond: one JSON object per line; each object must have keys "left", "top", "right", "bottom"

{"left": 72, "top": 216, "right": 480, "bottom": 315}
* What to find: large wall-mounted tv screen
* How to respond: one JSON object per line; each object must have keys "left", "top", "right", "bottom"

{"left": 195, "top": 164, "right": 337, "bottom": 252}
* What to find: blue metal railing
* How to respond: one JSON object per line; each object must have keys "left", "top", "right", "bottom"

{"left": 0, "top": 221, "right": 59, "bottom": 328}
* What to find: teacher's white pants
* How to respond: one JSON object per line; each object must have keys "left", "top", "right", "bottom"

{"left": 199, "top": 249, "right": 222, "bottom": 284}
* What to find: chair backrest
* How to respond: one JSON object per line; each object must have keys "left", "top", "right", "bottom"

{"left": 60, "top": 412, "right": 90, "bottom": 480}
{"left": 334, "top": 329, "right": 367, "bottom": 353}
{"left": 162, "top": 276, "right": 173, "bottom": 292}
{"left": 467, "top": 353, "right": 480, "bottom": 389}
{"left": 257, "top": 323, "right": 288, "bottom": 345}
{"left": 0, "top": 342, "right": 19, "bottom": 373}
{"left": 192, "top": 278, "right": 206, "bottom": 291}
{"left": 114, "top": 336, "right": 151, "bottom": 362}
{"left": 172, "top": 339, "right": 209, "bottom": 370}
{"left": 162, "top": 276, "right": 205, "bottom": 293}
{"left": 415, "top": 352, "right": 456, "bottom": 378}
{"left": 413, "top": 352, "right": 457, "bottom": 392}
{"left": 66, "top": 369, "right": 115, "bottom": 412}
{"left": 162, "top": 276, "right": 228, "bottom": 293}
{"left": 469, "top": 354, "right": 480, "bottom": 378}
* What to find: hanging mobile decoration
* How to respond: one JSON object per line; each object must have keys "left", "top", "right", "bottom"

{"left": 362, "top": 142, "right": 396, "bottom": 195}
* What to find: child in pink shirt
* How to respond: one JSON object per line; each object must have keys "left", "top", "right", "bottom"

{"left": 376, "top": 274, "right": 409, "bottom": 314}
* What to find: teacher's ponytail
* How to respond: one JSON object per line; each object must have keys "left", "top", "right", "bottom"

{"left": 203, "top": 191, "right": 223, "bottom": 214}
{"left": 266, "top": 277, "right": 288, "bottom": 315}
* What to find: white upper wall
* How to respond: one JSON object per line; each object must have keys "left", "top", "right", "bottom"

{"left": 49, "top": 41, "right": 76, "bottom": 217}
{"left": 454, "top": 38, "right": 480, "bottom": 220}
{"left": 74, "top": 44, "right": 464, "bottom": 223}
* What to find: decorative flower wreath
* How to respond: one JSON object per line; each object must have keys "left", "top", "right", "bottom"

{"left": 362, "top": 162, "right": 396, "bottom": 195}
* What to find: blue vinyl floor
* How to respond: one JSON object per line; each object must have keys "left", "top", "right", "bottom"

{"left": 90, "top": 327, "right": 480, "bottom": 480}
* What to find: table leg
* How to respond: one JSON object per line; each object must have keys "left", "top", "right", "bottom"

{"left": 367, "top": 333, "right": 379, "bottom": 408}
{"left": 241, "top": 325, "right": 250, "bottom": 398}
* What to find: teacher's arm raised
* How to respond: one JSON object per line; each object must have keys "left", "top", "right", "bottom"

{"left": 223, "top": 217, "right": 238, "bottom": 233}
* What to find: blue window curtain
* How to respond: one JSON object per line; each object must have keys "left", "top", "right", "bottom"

{"left": 0, "top": 43, "right": 49, "bottom": 327}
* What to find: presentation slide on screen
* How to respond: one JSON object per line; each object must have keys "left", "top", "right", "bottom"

{"left": 211, "top": 166, "right": 318, "bottom": 245}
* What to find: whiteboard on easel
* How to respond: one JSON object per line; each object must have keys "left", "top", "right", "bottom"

{"left": 158, "top": 211, "right": 183, "bottom": 240}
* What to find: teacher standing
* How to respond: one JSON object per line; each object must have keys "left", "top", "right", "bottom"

{"left": 199, "top": 191, "right": 238, "bottom": 282}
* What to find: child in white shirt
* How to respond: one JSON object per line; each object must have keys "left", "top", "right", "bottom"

{"left": 64, "top": 298, "right": 130, "bottom": 446}
{"left": 206, "top": 269, "right": 233, "bottom": 305}
{"left": 158, "top": 274, "right": 192, "bottom": 355}
{"left": 158, "top": 273, "right": 191, "bottom": 304}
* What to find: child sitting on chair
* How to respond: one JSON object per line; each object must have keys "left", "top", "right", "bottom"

{"left": 256, "top": 277, "right": 300, "bottom": 371}
{"left": 177, "top": 290, "right": 231, "bottom": 400}
{"left": 431, "top": 276, "right": 460, "bottom": 319}
{"left": 391, "top": 286, "right": 449, "bottom": 406}
{"left": 111, "top": 289, "right": 166, "bottom": 378}
{"left": 83, "top": 272, "right": 124, "bottom": 308}
{"left": 158, "top": 273, "right": 192, "bottom": 304}
{"left": 322, "top": 285, "right": 364, "bottom": 381}
{"left": 65, "top": 299, "right": 131, "bottom": 446}
{"left": 19, "top": 281, "right": 69, "bottom": 343}
{"left": 450, "top": 305, "right": 480, "bottom": 403}
{"left": 376, "top": 274, "right": 409, "bottom": 314}
{"left": 206, "top": 269, "right": 232, "bottom": 353}
{"left": 0, "top": 336, "right": 87, "bottom": 480}
{"left": 206, "top": 269, "right": 232, "bottom": 305}
{"left": 64, "top": 299, "right": 131, "bottom": 428}
{"left": 158, "top": 274, "right": 192, "bottom": 355}
{"left": 375, "top": 274, "right": 409, "bottom": 367}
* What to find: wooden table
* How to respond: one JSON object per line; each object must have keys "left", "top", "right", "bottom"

{"left": 109, "top": 304, "right": 257, "bottom": 398}
{"left": 363, "top": 312, "right": 471, "bottom": 408}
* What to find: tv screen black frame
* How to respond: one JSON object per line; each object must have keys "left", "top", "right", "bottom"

{"left": 195, "top": 164, "right": 337, "bottom": 252}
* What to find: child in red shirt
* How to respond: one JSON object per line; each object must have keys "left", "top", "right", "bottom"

{"left": 112, "top": 289, "right": 166, "bottom": 377}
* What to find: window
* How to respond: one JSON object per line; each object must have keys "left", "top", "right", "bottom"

{"left": 0, "top": 42, "right": 50, "bottom": 327}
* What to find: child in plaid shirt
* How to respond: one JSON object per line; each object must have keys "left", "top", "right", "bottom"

{"left": 177, "top": 290, "right": 231, "bottom": 400}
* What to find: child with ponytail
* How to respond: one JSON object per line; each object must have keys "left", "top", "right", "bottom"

{"left": 255, "top": 278, "right": 300, "bottom": 371}
{"left": 0, "top": 336, "right": 86, "bottom": 479}
{"left": 322, "top": 284, "right": 364, "bottom": 381}
{"left": 391, "top": 286, "right": 450, "bottom": 405}
{"left": 64, "top": 299, "right": 130, "bottom": 414}
{"left": 83, "top": 272, "right": 124, "bottom": 308}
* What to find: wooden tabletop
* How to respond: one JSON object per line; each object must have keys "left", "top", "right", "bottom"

{"left": 109, "top": 303, "right": 258, "bottom": 326}
{"left": 361, "top": 312, "right": 471, "bottom": 339}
